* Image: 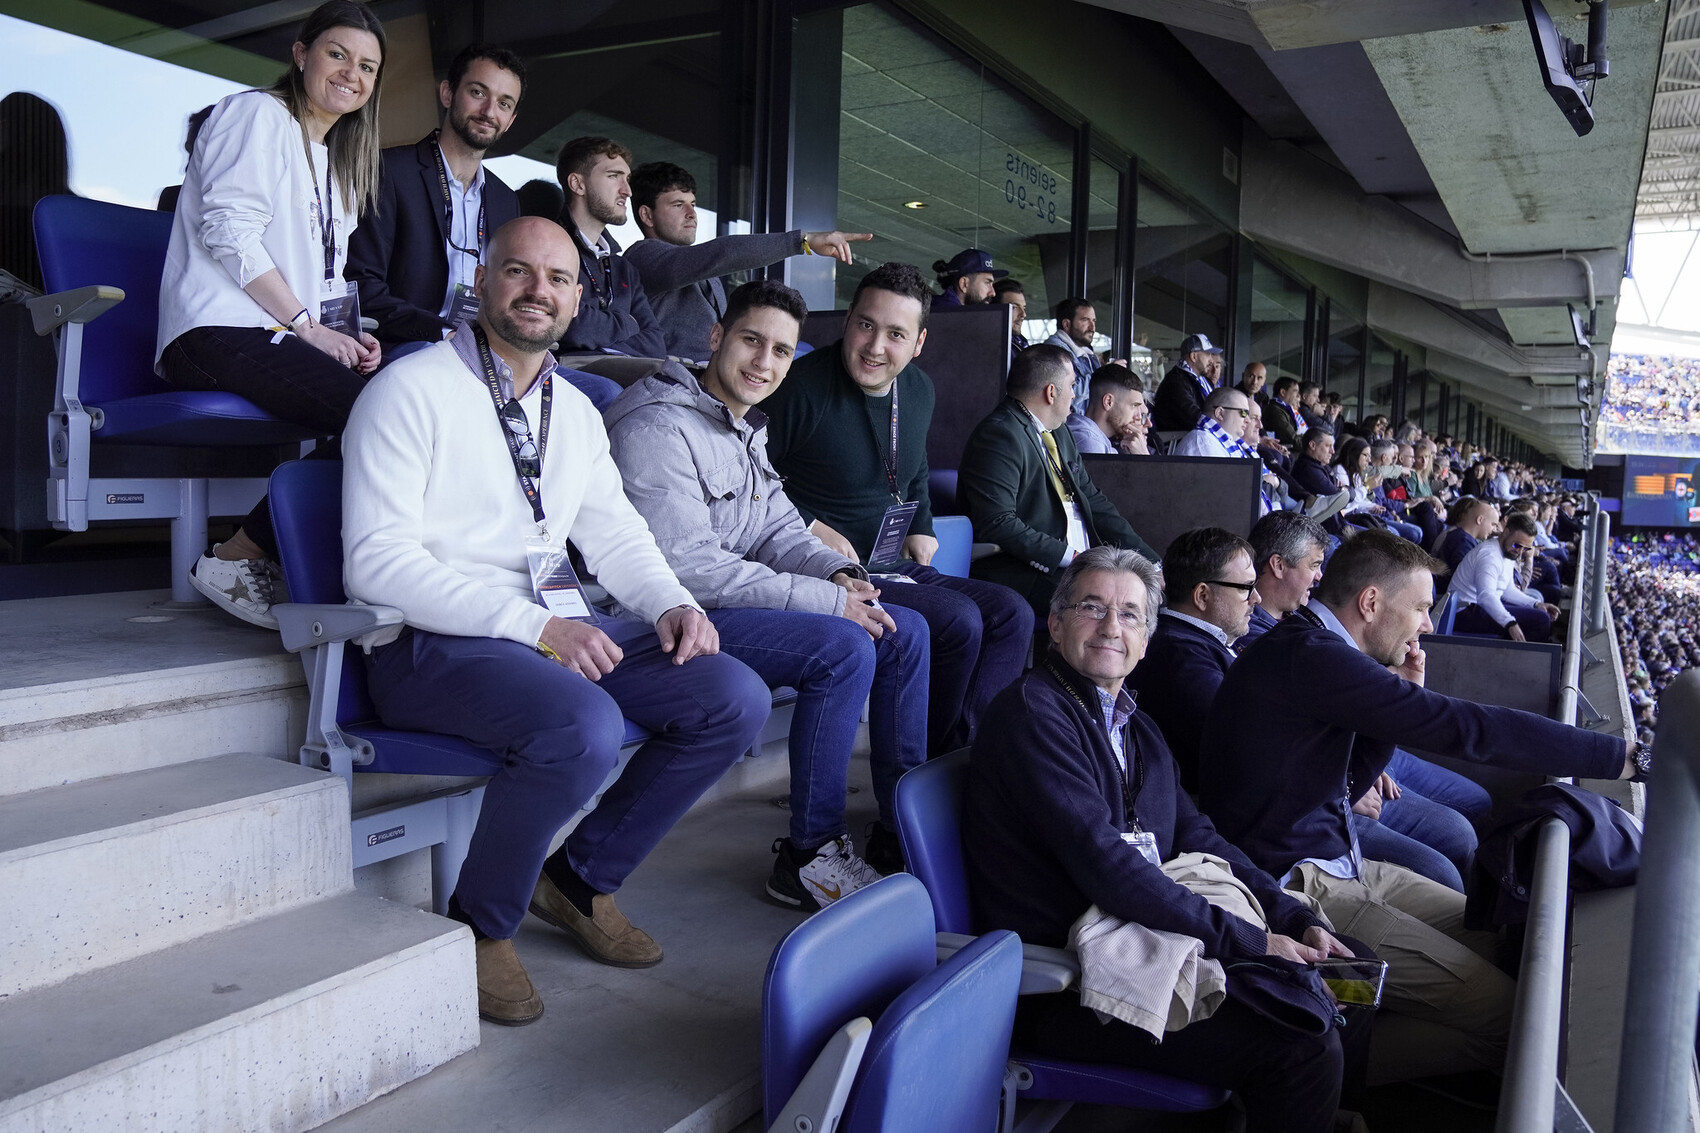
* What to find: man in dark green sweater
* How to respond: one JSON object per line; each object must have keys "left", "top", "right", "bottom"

{"left": 959, "top": 343, "right": 1157, "bottom": 618}
{"left": 763, "top": 262, "right": 1033, "bottom": 753}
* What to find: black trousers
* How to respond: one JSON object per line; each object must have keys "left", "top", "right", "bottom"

{"left": 1014, "top": 992, "right": 1358, "bottom": 1133}
{"left": 160, "top": 325, "right": 365, "bottom": 559}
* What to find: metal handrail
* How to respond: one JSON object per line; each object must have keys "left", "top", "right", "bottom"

{"left": 1588, "top": 508, "right": 1611, "bottom": 636}
{"left": 1495, "top": 497, "right": 1594, "bottom": 1133}
{"left": 1614, "top": 670, "right": 1700, "bottom": 1132}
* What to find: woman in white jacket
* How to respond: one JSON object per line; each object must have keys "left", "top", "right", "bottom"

{"left": 156, "top": 0, "right": 386, "bottom": 627}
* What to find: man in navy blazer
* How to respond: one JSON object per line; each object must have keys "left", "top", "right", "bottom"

{"left": 1127, "top": 528, "right": 1256, "bottom": 792}
{"left": 1198, "top": 530, "right": 1635, "bottom": 1081}
{"left": 347, "top": 45, "right": 523, "bottom": 352}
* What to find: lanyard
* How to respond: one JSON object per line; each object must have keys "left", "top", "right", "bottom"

{"left": 1047, "top": 658, "right": 1144, "bottom": 830}
{"left": 473, "top": 324, "right": 552, "bottom": 528}
{"left": 868, "top": 381, "right": 903, "bottom": 503}
{"left": 431, "top": 131, "right": 486, "bottom": 260}
{"left": 1029, "top": 418, "right": 1073, "bottom": 496}
{"left": 308, "top": 145, "right": 336, "bottom": 283}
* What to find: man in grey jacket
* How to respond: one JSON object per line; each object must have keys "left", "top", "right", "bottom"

{"left": 605, "top": 279, "right": 929, "bottom": 911}
{"left": 624, "top": 161, "right": 869, "bottom": 365}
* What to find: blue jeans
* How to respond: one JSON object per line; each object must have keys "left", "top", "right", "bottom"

{"left": 709, "top": 606, "right": 929, "bottom": 848}
{"left": 364, "top": 619, "right": 770, "bottom": 939}
{"left": 1353, "top": 807, "right": 1465, "bottom": 892}
{"left": 881, "top": 563, "right": 1034, "bottom": 753}
{"left": 1385, "top": 518, "right": 1425, "bottom": 543}
{"left": 1387, "top": 749, "right": 1492, "bottom": 826}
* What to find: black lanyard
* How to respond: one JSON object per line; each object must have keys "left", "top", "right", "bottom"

{"left": 308, "top": 145, "right": 336, "bottom": 283}
{"left": 430, "top": 130, "right": 485, "bottom": 260}
{"left": 868, "top": 381, "right": 903, "bottom": 503}
{"left": 1047, "top": 658, "right": 1144, "bottom": 830}
{"left": 473, "top": 324, "right": 552, "bottom": 526}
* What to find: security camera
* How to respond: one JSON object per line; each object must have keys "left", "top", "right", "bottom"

{"left": 1523, "top": 0, "right": 1609, "bottom": 138}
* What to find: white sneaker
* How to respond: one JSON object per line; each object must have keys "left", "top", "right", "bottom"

{"left": 189, "top": 548, "right": 280, "bottom": 629}
{"left": 766, "top": 835, "right": 885, "bottom": 910}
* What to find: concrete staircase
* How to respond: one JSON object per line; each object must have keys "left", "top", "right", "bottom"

{"left": 0, "top": 644, "right": 478, "bottom": 1131}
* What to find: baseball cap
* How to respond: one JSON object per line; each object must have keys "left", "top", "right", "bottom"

{"left": 941, "top": 248, "right": 1009, "bottom": 279}
{"left": 1180, "top": 333, "right": 1224, "bottom": 355}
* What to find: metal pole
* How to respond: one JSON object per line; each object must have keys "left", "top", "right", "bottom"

{"left": 1588, "top": 508, "right": 1610, "bottom": 635}
{"left": 1495, "top": 818, "right": 1573, "bottom": 1133}
{"left": 1614, "top": 671, "right": 1700, "bottom": 1133}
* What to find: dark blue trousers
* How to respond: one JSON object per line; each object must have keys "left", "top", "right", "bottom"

{"left": 364, "top": 619, "right": 769, "bottom": 938}
{"left": 881, "top": 563, "right": 1034, "bottom": 753}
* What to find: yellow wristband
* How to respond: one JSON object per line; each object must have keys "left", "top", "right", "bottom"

{"left": 536, "top": 640, "right": 562, "bottom": 662}
{"left": 801, "top": 235, "right": 813, "bottom": 256}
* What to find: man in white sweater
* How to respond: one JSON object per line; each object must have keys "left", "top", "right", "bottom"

{"left": 1448, "top": 511, "right": 1560, "bottom": 643}
{"left": 343, "top": 217, "right": 770, "bottom": 1026}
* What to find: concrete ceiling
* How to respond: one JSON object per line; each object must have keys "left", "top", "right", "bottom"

{"left": 1084, "top": 0, "right": 1662, "bottom": 465}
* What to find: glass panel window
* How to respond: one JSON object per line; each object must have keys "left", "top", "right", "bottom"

{"left": 1249, "top": 256, "right": 1309, "bottom": 386}
{"left": 1084, "top": 154, "right": 1122, "bottom": 356}
{"left": 832, "top": 3, "right": 1074, "bottom": 330}
{"left": 1134, "top": 177, "right": 1230, "bottom": 381}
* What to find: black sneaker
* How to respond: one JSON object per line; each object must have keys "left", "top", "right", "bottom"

{"left": 765, "top": 836, "right": 883, "bottom": 910}
{"left": 864, "top": 822, "right": 906, "bottom": 876}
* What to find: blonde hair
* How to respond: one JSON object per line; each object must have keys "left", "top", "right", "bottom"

{"left": 268, "top": 0, "right": 387, "bottom": 215}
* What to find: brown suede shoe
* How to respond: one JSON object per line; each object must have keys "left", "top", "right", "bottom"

{"left": 529, "top": 874, "right": 663, "bottom": 968}
{"left": 474, "top": 937, "right": 544, "bottom": 1026}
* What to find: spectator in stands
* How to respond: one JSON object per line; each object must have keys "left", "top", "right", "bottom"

{"left": 1152, "top": 333, "right": 1223, "bottom": 435}
{"left": 1263, "top": 376, "right": 1305, "bottom": 449}
{"left": 1458, "top": 455, "right": 1497, "bottom": 499}
{"left": 1170, "top": 386, "right": 1252, "bottom": 459}
{"left": 155, "top": 104, "right": 213, "bottom": 211}
{"left": 604, "top": 279, "right": 925, "bottom": 907}
{"left": 1369, "top": 439, "right": 1425, "bottom": 543}
{"left": 1128, "top": 528, "right": 1257, "bottom": 791}
{"left": 994, "top": 277, "right": 1030, "bottom": 355}
{"left": 515, "top": 178, "right": 563, "bottom": 219}
{"left": 959, "top": 343, "right": 1157, "bottom": 618}
{"left": 1243, "top": 510, "right": 1328, "bottom": 645}
{"left": 931, "top": 247, "right": 1004, "bottom": 311}
{"left": 1334, "top": 437, "right": 1393, "bottom": 532}
{"left": 1554, "top": 495, "right": 1584, "bottom": 542}
{"left": 1044, "top": 297, "right": 1101, "bottom": 413}
{"left": 342, "top": 216, "right": 770, "bottom": 1024}
{"left": 967, "top": 546, "right": 1358, "bottom": 1132}
{"left": 1449, "top": 512, "right": 1560, "bottom": 642}
{"left": 624, "top": 160, "right": 868, "bottom": 364}
{"left": 1199, "top": 530, "right": 1635, "bottom": 1080}
{"left": 1491, "top": 460, "right": 1515, "bottom": 501}
{"left": 553, "top": 135, "right": 668, "bottom": 364}
{"left": 1433, "top": 496, "right": 1497, "bottom": 584}
{"left": 1291, "top": 428, "right": 1351, "bottom": 536}
{"left": 1066, "top": 363, "right": 1147, "bottom": 455}
{"left": 346, "top": 43, "right": 522, "bottom": 356}
{"left": 1298, "top": 382, "right": 1329, "bottom": 433}
{"left": 762, "top": 261, "right": 1033, "bottom": 753}
{"left": 158, "top": 0, "right": 387, "bottom": 628}
{"left": 1401, "top": 440, "right": 1449, "bottom": 544}
{"left": 1235, "top": 361, "right": 1268, "bottom": 405}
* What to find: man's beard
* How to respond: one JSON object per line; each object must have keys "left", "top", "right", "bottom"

{"left": 589, "top": 192, "right": 628, "bottom": 227}
{"left": 487, "top": 303, "right": 568, "bottom": 353}
{"left": 448, "top": 109, "right": 503, "bottom": 154}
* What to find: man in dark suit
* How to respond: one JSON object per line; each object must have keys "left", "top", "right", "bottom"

{"left": 1262, "top": 376, "right": 1306, "bottom": 450}
{"left": 1290, "top": 428, "right": 1351, "bottom": 536}
{"left": 347, "top": 44, "right": 524, "bottom": 354}
{"left": 1198, "top": 530, "right": 1636, "bottom": 1081}
{"left": 1128, "top": 528, "right": 1257, "bottom": 792}
{"left": 1151, "top": 333, "right": 1223, "bottom": 434}
{"left": 959, "top": 344, "right": 1157, "bottom": 618}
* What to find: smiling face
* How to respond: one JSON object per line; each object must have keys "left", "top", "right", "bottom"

{"left": 475, "top": 219, "right": 582, "bottom": 353}
{"left": 840, "top": 287, "right": 927, "bottom": 396}
{"left": 1049, "top": 569, "right": 1151, "bottom": 694}
{"left": 440, "top": 57, "right": 521, "bottom": 153}
{"left": 293, "top": 27, "right": 382, "bottom": 123}
{"left": 701, "top": 305, "right": 800, "bottom": 418}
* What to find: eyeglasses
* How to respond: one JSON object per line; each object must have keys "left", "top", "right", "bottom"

{"left": 1204, "top": 579, "right": 1258, "bottom": 603}
{"left": 501, "top": 398, "right": 541, "bottom": 478}
{"left": 1221, "top": 407, "right": 1250, "bottom": 418}
{"left": 1060, "top": 601, "right": 1147, "bottom": 628}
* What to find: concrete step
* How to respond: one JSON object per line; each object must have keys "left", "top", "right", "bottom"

{"left": 0, "top": 655, "right": 307, "bottom": 798}
{"left": 0, "top": 891, "right": 477, "bottom": 1133}
{"left": 0, "top": 753, "right": 350, "bottom": 998}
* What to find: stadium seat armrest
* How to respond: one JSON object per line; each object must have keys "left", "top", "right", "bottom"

{"left": 970, "top": 542, "right": 1002, "bottom": 561}
{"left": 27, "top": 285, "right": 124, "bottom": 336}
{"left": 274, "top": 602, "right": 403, "bottom": 654}
{"left": 937, "top": 932, "right": 1078, "bottom": 994}
{"left": 767, "top": 1016, "right": 872, "bottom": 1133}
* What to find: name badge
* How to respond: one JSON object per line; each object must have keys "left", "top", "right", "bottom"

{"left": 1064, "top": 501, "right": 1089, "bottom": 556}
{"left": 869, "top": 500, "right": 919, "bottom": 568}
{"left": 445, "top": 282, "right": 480, "bottom": 326}
{"left": 319, "top": 280, "right": 362, "bottom": 340}
{"left": 526, "top": 538, "right": 598, "bottom": 622}
{"left": 1121, "top": 831, "right": 1161, "bottom": 867}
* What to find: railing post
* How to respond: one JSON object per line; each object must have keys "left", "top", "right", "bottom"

{"left": 1614, "top": 671, "right": 1700, "bottom": 1133}
{"left": 1588, "top": 508, "right": 1610, "bottom": 635}
{"left": 1494, "top": 817, "right": 1573, "bottom": 1133}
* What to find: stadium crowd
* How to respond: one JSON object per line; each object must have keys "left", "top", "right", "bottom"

{"left": 1599, "top": 353, "right": 1700, "bottom": 453}
{"left": 7, "top": 3, "right": 1653, "bottom": 1126}
{"left": 1610, "top": 532, "right": 1700, "bottom": 748}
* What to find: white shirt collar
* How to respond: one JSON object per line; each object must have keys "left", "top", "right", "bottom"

{"left": 1306, "top": 599, "right": 1361, "bottom": 652}
{"left": 436, "top": 144, "right": 486, "bottom": 194}
{"left": 1161, "top": 607, "right": 1234, "bottom": 647}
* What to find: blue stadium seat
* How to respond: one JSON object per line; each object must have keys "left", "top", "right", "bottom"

{"left": 762, "top": 873, "right": 1021, "bottom": 1133}
{"left": 29, "top": 195, "right": 320, "bottom": 604}
{"left": 932, "top": 515, "right": 972, "bottom": 578}
{"left": 1433, "top": 590, "right": 1459, "bottom": 635}
{"left": 893, "top": 752, "right": 1231, "bottom": 1123}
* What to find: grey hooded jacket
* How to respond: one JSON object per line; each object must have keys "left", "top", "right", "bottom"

{"left": 604, "top": 369, "right": 862, "bottom": 616}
